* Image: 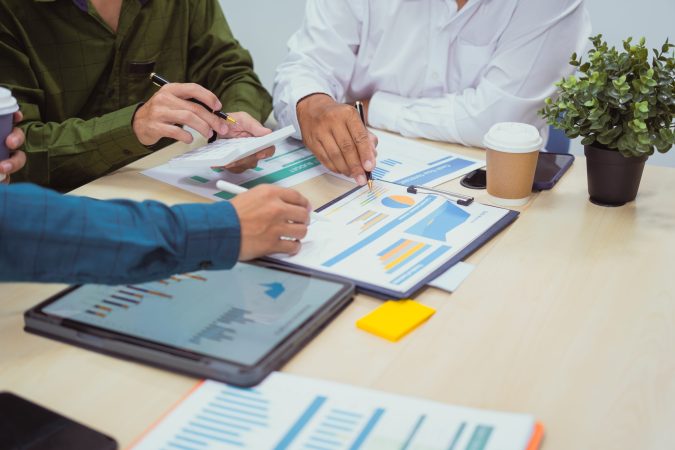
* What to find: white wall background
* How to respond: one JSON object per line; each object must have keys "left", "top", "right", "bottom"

{"left": 220, "top": 0, "right": 675, "bottom": 167}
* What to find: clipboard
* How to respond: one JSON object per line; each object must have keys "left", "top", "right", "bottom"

{"left": 268, "top": 182, "right": 519, "bottom": 300}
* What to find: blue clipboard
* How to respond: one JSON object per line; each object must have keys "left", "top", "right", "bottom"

{"left": 266, "top": 185, "right": 519, "bottom": 300}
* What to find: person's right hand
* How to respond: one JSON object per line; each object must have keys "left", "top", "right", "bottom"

{"left": 230, "top": 185, "right": 311, "bottom": 260}
{"left": 133, "top": 83, "right": 230, "bottom": 146}
{"left": 296, "top": 93, "right": 377, "bottom": 185}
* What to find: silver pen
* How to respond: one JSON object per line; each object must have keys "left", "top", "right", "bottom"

{"left": 406, "top": 185, "right": 474, "bottom": 206}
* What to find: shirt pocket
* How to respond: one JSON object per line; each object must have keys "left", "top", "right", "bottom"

{"left": 452, "top": 39, "right": 498, "bottom": 89}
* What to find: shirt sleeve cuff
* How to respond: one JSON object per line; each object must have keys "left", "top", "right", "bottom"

{"left": 284, "top": 79, "right": 337, "bottom": 140}
{"left": 368, "top": 91, "right": 410, "bottom": 133}
{"left": 173, "top": 201, "right": 242, "bottom": 272}
{"left": 97, "top": 103, "right": 152, "bottom": 160}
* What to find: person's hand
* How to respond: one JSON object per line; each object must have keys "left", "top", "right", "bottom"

{"left": 132, "top": 83, "right": 230, "bottom": 146}
{"left": 216, "top": 111, "right": 276, "bottom": 174}
{"left": 0, "top": 111, "right": 27, "bottom": 183}
{"left": 230, "top": 185, "right": 310, "bottom": 260}
{"left": 296, "top": 93, "right": 377, "bottom": 185}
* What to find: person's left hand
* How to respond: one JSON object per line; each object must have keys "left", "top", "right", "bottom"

{"left": 214, "top": 111, "right": 275, "bottom": 174}
{"left": 1, "top": 111, "right": 27, "bottom": 183}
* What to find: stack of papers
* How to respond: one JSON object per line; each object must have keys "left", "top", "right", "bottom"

{"left": 132, "top": 372, "right": 543, "bottom": 450}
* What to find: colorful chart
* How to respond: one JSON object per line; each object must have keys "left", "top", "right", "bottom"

{"left": 346, "top": 210, "right": 389, "bottom": 233}
{"left": 381, "top": 195, "right": 415, "bottom": 209}
{"left": 406, "top": 202, "right": 470, "bottom": 241}
{"left": 378, "top": 239, "right": 431, "bottom": 274}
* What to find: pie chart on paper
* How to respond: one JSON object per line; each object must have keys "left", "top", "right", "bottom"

{"left": 381, "top": 195, "right": 415, "bottom": 209}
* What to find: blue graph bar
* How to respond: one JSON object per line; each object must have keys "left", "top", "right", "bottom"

{"left": 319, "top": 422, "right": 352, "bottom": 432}
{"left": 168, "top": 441, "right": 200, "bottom": 450}
{"left": 322, "top": 196, "right": 435, "bottom": 267}
{"left": 182, "top": 428, "right": 243, "bottom": 446}
{"left": 196, "top": 414, "right": 251, "bottom": 431}
{"left": 310, "top": 435, "right": 342, "bottom": 446}
{"left": 349, "top": 408, "right": 385, "bottom": 450}
{"left": 396, "top": 159, "right": 475, "bottom": 185}
{"left": 208, "top": 402, "right": 268, "bottom": 419}
{"left": 202, "top": 409, "right": 267, "bottom": 427}
{"left": 381, "top": 158, "right": 403, "bottom": 167}
{"left": 331, "top": 409, "right": 363, "bottom": 419}
{"left": 324, "top": 415, "right": 359, "bottom": 425}
{"left": 372, "top": 167, "right": 390, "bottom": 179}
{"left": 189, "top": 421, "right": 239, "bottom": 437}
{"left": 447, "top": 422, "right": 467, "bottom": 450}
{"left": 377, "top": 239, "right": 406, "bottom": 257}
{"left": 401, "top": 415, "right": 426, "bottom": 450}
{"left": 391, "top": 245, "right": 451, "bottom": 285}
{"left": 427, "top": 156, "right": 455, "bottom": 166}
{"left": 274, "top": 396, "right": 327, "bottom": 450}
{"left": 214, "top": 396, "right": 268, "bottom": 411}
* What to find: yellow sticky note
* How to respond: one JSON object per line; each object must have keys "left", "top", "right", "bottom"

{"left": 356, "top": 300, "right": 435, "bottom": 342}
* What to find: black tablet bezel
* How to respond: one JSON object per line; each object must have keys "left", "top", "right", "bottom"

{"left": 23, "top": 261, "right": 354, "bottom": 387}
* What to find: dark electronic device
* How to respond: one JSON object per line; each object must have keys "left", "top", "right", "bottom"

{"left": 24, "top": 262, "right": 354, "bottom": 387}
{"left": 0, "top": 392, "right": 117, "bottom": 450}
{"left": 460, "top": 152, "right": 575, "bottom": 191}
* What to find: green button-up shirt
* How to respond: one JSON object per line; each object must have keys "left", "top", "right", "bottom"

{"left": 0, "top": 0, "right": 272, "bottom": 191}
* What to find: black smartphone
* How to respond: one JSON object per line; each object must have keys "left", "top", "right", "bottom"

{"left": 0, "top": 392, "right": 117, "bottom": 450}
{"left": 460, "top": 152, "right": 575, "bottom": 191}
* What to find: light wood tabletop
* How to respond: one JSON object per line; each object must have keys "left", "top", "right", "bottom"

{"left": 1, "top": 134, "right": 674, "bottom": 450}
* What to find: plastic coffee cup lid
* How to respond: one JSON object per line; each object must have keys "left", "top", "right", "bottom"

{"left": 483, "top": 122, "right": 543, "bottom": 154}
{"left": 0, "top": 87, "right": 19, "bottom": 116}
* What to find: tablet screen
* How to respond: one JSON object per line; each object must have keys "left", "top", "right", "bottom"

{"left": 41, "top": 264, "right": 347, "bottom": 366}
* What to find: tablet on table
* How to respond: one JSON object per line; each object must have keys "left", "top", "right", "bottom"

{"left": 24, "top": 262, "right": 354, "bottom": 387}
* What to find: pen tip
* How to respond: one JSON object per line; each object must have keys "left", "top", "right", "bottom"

{"left": 367, "top": 179, "right": 373, "bottom": 191}
{"left": 227, "top": 116, "right": 237, "bottom": 124}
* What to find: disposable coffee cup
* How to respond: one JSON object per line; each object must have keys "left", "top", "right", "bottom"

{"left": 0, "top": 87, "right": 19, "bottom": 182}
{"left": 483, "top": 122, "right": 543, "bottom": 207}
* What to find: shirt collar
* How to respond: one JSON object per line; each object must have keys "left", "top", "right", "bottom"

{"left": 33, "top": 0, "right": 150, "bottom": 13}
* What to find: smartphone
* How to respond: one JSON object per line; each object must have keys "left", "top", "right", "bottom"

{"left": 460, "top": 152, "right": 575, "bottom": 191}
{"left": 0, "top": 392, "right": 118, "bottom": 450}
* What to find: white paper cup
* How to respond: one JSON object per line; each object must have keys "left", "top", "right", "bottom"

{"left": 0, "top": 87, "right": 19, "bottom": 182}
{"left": 483, "top": 122, "right": 543, "bottom": 207}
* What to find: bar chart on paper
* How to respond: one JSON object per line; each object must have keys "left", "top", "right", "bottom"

{"left": 132, "top": 372, "right": 540, "bottom": 450}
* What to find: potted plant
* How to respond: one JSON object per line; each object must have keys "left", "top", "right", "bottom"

{"left": 541, "top": 35, "right": 675, "bottom": 206}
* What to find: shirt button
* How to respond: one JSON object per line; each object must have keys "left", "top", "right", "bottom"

{"left": 200, "top": 261, "right": 213, "bottom": 269}
{"left": 123, "top": 149, "right": 132, "bottom": 156}
{"left": 432, "top": 72, "right": 440, "bottom": 80}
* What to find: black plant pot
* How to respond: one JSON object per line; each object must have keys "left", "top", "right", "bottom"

{"left": 584, "top": 145, "right": 648, "bottom": 207}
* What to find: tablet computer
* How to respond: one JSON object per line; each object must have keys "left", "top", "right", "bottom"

{"left": 24, "top": 262, "right": 354, "bottom": 387}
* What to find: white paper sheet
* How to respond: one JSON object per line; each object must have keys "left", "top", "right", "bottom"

{"left": 428, "top": 262, "right": 476, "bottom": 293}
{"left": 273, "top": 182, "right": 509, "bottom": 296}
{"left": 143, "top": 138, "right": 329, "bottom": 201}
{"left": 142, "top": 131, "right": 484, "bottom": 200}
{"left": 132, "top": 372, "right": 536, "bottom": 450}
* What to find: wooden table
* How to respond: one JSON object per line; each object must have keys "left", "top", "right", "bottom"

{"left": 2, "top": 135, "right": 674, "bottom": 450}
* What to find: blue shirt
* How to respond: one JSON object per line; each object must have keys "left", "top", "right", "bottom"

{"left": 0, "top": 184, "right": 241, "bottom": 284}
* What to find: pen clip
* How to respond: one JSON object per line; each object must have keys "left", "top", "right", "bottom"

{"left": 407, "top": 185, "right": 474, "bottom": 206}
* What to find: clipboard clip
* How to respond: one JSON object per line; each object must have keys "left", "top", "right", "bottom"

{"left": 407, "top": 185, "right": 474, "bottom": 206}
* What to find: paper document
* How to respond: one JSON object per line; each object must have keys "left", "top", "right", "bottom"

{"left": 428, "top": 262, "right": 476, "bottom": 292}
{"left": 337, "top": 130, "right": 484, "bottom": 187}
{"left": 143, "top": 138, "right": 329, "bottom": 200}
{"left": 144, "top": 130, "right": 483, "bottom": 200}
{"left": 132, "top": 372, "right": 539, "bottom": 450}
{"left": 273, "top": 181, "right": 510, "bottom": 297}
{"left": 169, "top": 126, "right": 296, "bottom": 168}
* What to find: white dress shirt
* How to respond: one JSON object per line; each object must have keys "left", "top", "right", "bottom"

{"left": 273, "top": 0, "right": 591, "bottom": 147}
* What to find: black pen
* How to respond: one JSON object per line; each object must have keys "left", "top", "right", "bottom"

{"left": 149, "top": 72, "right": 237, "bottom": 124}
{"left": 354, "top": 100, "right": 373, "bottom": 191}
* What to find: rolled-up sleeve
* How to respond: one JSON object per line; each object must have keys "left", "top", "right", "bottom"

{"left": 273, "top": 0, "right": 364, "bottom": 139}
{"left": 0, "top": 184, "right": 241, "bottom": 284}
